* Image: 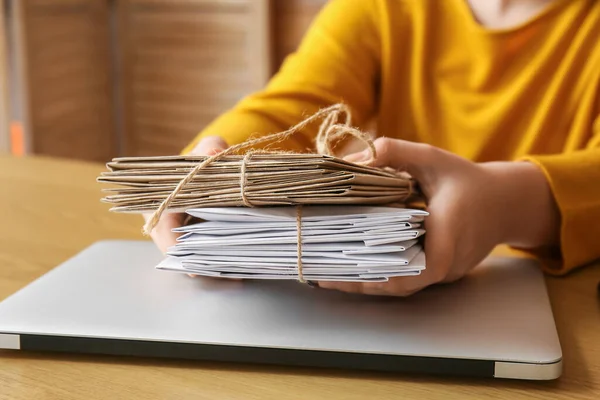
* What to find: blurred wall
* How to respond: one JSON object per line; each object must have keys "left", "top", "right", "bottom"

{"left": 272, "top": 0, "right": 326, "bottom": 69}
{"left": 8, "top": 0, "right": 116, "bottom": 161}
{"left": 0, "top": 0, "right": 9, "bottom": 154}
{"left": 4, "top": 0, "right": 327, "bottom": 161}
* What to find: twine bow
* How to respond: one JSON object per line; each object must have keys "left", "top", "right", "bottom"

{"left": 142, "top": 103, "right": 376, "bottom": 236}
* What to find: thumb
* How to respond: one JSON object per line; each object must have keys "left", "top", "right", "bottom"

{"left": 421, "top": 200, "right": 456, "bottom": 284}
{"left": 345, "top": 138, "right": 434, "bottom": 181}
{"left": 190, "top": 136, "right": 229, "bottom": 156}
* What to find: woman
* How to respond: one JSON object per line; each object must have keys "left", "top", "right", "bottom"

{"left": 148, "top": 0, "right": 600, "bottom": 296}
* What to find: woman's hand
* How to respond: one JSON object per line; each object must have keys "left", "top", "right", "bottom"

{"left": 318, "top": 138, "right": 560, "bottom": 296}
{"left": 143, "top": 136, "right": 228, "bottom": 254}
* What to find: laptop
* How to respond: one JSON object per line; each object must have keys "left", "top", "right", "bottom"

{"left": 0, "top": 240, "right": 562, "bottom": 380}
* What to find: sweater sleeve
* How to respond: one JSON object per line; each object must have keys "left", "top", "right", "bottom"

{"left": 182, "top": 0, "right": 382, "bottom": 154}
{"left": 521, "top": 117, "right": 600, "bottom": 275}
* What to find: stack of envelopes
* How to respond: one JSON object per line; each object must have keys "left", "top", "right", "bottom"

{"left": 157, "top": 206, "right": 428, "bottom": 282}
{"left": 98, "top": 154, "right": 415, "bottom": 212}
{"left": 98, "top": 154, "right": 428, "bottom": 282}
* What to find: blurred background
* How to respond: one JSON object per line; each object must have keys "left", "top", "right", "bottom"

{"left": 0, "top": 0, "right": 327, "bottom": 162}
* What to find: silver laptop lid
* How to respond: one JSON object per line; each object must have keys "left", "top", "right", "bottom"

{"left": 0, "top": 241, "right": 562, "bottom": 379}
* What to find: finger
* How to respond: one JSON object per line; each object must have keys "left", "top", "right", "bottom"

{"left": 358, "top": 237, "right": 454, "bottom": 297}
{"left": 145, "top": 213, "right": 200, "bottom": 278}
{"left": 188, "top": 275, "right": 243, "bottom": 282}
{"left": 175, "top": 136, "right": 228, "bottom": 279}
{"left": 143, "top": 213, "right": 244, "bottom": 281}
{"left": 359, "top": 281, "right": 412, "bottom": 297}
{"left": 358, "top": 265, "right": 446, "bottom": 297}
{"left": 157, "top": 136, "right": 227, "bottom": 279}
{"left": 143, "top": 212, "right": 185, "bottom": 254}
{"left": 317, "top": 281, "right": 364, "bottom": 294}
{"left": 340, "top": 204, "right": 457, "bottom": 297}
{"left": 344, "top": 138, "right": 436, "bottom": 181}
{"left": 418, "top": 200, "right": 457, "bottom": 284}
{"left": 190, "top": 136, "right": 228, "bottom": 156}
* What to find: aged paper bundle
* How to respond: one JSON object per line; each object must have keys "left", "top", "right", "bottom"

{"left": 97, "top": 104, "right": 428, "bottom": 283}
{"left": 98, "top": 154, "right": 415, "bottom": 213}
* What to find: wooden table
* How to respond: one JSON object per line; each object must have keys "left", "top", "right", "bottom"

{"left": 0, "top": 155, "right": 599, "bottom": 400}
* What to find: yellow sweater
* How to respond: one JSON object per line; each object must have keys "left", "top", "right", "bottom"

{"left": 184, "top": 0, "right": 600, "bottom": 275}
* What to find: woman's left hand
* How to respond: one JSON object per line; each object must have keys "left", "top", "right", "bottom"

{"left": 317, "top": 138, "right": 560, "bottom": 296}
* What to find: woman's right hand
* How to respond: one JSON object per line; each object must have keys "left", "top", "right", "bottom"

{"left": 143, "top": 136, "right": 229, "bottom": 254}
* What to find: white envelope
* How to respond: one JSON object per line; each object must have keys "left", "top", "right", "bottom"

{"left": 174, "top": 217, "right": 421, "bottom": 234}
{"left": 167, "top": 239, "right": 418, "bottom": 256}
{"left": 160, "top": 206, "right": 428, "bottom": 283}
{"left": 187, "top": 205, "right": 428, "bottom": 223}
{"left": 157, "top": 247, "right": 426, "bottom": 283}
{"left": 176, "top": 231, "right": 422, "bottom": 247}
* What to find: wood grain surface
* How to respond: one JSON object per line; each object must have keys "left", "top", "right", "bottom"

{"left": 0, "top": 155, "right": 599, "bottom": 400}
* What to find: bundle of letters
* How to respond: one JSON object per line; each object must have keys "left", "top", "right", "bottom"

{"left": 98, "top": 154, "right": 415, "bottom": 212}
{"left": 99, "top": 154, "right": 428, "bottom": 283}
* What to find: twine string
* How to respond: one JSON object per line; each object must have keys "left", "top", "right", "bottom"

{"left": 142, "top": 103, "right": 375, "bottom": 235}
{"left": 139, "top": 103, "right": 419, "bottom": 285}
{"left": 296, "top": 205, "right": 305, "bottom": 283}
{"left": 240, "top": 151, "right": 254, "bottom": 207}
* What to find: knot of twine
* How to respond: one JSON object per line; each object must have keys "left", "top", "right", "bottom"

{"left": 143, "top": 103, "right": 377, "bottom": 235}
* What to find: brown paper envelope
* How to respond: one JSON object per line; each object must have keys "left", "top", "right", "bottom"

{"left": 107, "top": 154, "right": 402, "bottom": 179}
{"left": 100, "top": 172, "right": 346, "bottom": 198}
{"left": 109, "top": 153, "right": 321, "bottom": 164}
{"left": 100, "top": 176, "right": 411, "bottom": 207}
{"left": 97, "top": 168, "right": 330, "bottom": 182}
{"left": 100, "top": 173, "right": 403, "bottom": 205}
{"left": 347, "top": 174, "right": 410, "bottom": 187}
{"left": 106, "top": 189, "right": 409, "bottom": 208}
{"left": 109, "top": 197, "right": 293, "bottom": 212}
{"left": 99, "top": 153, "right": 416, "bottom": 213}
{"left": 107, "top": 195, "right": 407, "bottom": 213}
{"left": 107, "top": 153, "right": 407, "bottom": 177}
{"left": 289, "top": 195, "right": 408, "bottom": 204}
{"left": 106, "top": 155, "right": 326, "bottom": 171}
